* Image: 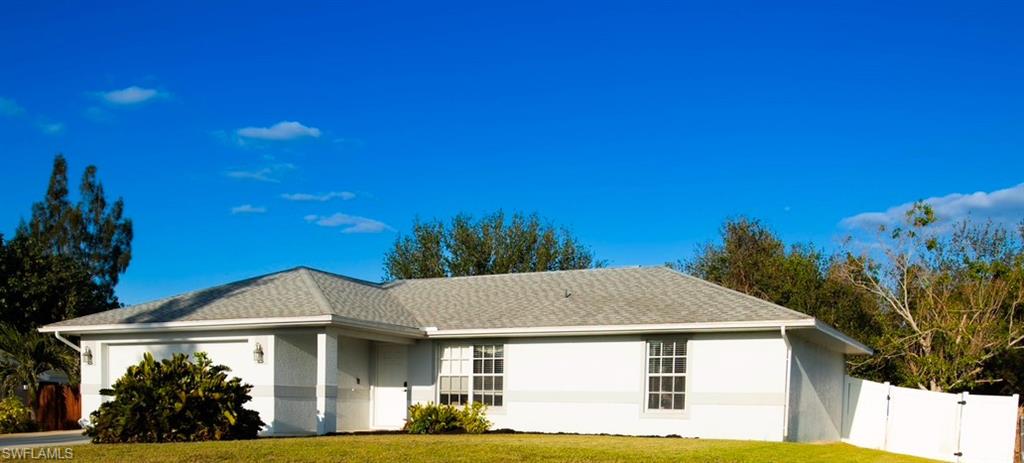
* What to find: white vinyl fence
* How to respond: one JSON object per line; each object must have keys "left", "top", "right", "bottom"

{"left": 842, "top": 376, "right": 1020, "bottom": 463}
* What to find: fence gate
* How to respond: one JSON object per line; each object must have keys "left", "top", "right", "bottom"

{"left": 843, "top": 376, "right": 1019, "bottom": 463}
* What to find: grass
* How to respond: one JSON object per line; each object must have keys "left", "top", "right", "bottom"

{"left": 69, "top": 433, "right": 938, "bottom": 463}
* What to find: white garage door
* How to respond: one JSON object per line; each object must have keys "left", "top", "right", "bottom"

{"left": 104, "top": 340, "right": 253, "bottom": 387}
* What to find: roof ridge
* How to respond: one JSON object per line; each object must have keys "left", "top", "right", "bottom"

{"left": 299, "top": 266, "right": 385, "bottom": 287}
{"left": 297, "top": 268, "right": 336, "bottom": 316}
{"left": 660, "top": 266, "right": 813, "bottom": 320}
{"left": 388, "top": 265, "right": 655, "bottom": 285}
{"left": 303, "top": 266, "right": 426, "bottom": 327}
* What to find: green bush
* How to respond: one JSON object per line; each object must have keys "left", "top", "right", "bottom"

{"left": 404, "top": 402, "right": 491, "bottom": 434}
{"left": 0, "top": 397, "right": 37, "bottom": 434}
{"left": 86, "top": 352, "right": 263, "bottom": 443}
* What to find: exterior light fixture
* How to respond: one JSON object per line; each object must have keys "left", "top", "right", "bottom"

{"left": 253, "top": 342, "right": 264, "bottom": 364}
{"left": 82, "top": 347, "right": 93, "bottom": 365}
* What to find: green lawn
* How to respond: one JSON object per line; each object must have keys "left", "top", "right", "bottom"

{"left": 70, "top": 433, "right": 938, "bottom": 463}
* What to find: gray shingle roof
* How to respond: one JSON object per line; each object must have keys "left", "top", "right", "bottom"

{"left": 44, "top": 266, "right": 811, "bottom": 331}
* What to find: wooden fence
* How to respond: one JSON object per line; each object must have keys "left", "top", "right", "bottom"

{"left": 35, "top": 383, "right": 81, "bottom": 431}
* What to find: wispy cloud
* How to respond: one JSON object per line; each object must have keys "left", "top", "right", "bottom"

{"left": 100, "top": 86, "right": 168, "bottom": 105}
{"left": 304, "top": 213, "right": 393, "bottom": 234}
{"left": 237, "top": 121, "right": 321, "bottom": 141}
{"left": 38, "top": 122, "right": 64, "bottom": 135}
{"left": 225, "top": 163, "right": 296, "bottom": 183}
{"left": 0, "top": 97, "right": 25, "bottom": 117}
{"left": 281, "top": 191, "right": 356, "bottom": 202}
{"left": 1, "top": 97, "right": 64, "bottom": 134}
{"left": 231, "top": 204, "right": 267, "bottom": 214}
{"left": 840, "top": 183, "right": 1024, "bottom": 230}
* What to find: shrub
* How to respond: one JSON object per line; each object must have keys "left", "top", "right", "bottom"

{"left": 404, "top": 402, "right": 491, "bottom": 434}
{"left": 458, "top": 402, "right": 490, "bottom": 434}
{"left": 0, "top": 397, "right": 37, "bottom": 434}
{"left": 86, "top": 352, "right": 263, "bottom": 443}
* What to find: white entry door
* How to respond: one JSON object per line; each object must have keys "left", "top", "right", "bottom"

{"left": 372, "top": 343, "right": 408, "bottom": 429}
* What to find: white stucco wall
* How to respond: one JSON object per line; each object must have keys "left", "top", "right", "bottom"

{"left": 407, "top": 340, "right": 435, "bottom": 405}
{"left": 337, "top": 336, "right": 371, "bottom": 431}
{"left": 424, "top": 332, "right": 790, "bottom": 441}
{"left": 786, "top": 333, "right": 845, "bottom": 442}
{"left": 273, "top": 332, "right": 318, "bottom": 435}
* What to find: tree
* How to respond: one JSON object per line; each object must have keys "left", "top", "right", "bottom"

{"left": 1, "top": 155, "right": 132, "bottom": 329}
{"left": 837, "top": 203, "right": 1024, "bottom": 392}
{"left": 384, "top": 211, "right": 602, "bottom": 279}
{"left": 677, "top": 217, "right": 886, "bottom": 378}
{"left": 0, "top": 234, "right": 113, "bottom": 332}
{"left": 0, "top": 324, "right": 78, "bottom": 419}
{"left": 19, "top": 154, "right": 133, "bottom": 293}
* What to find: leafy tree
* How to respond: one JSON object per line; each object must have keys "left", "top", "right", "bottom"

{"left": 88, "top": 352, "right": 263, "bottom": 443}
{"left": 0, "top": 234, "right": 113, "bottom": 331}
{"left": 0, "top": 324, "right": 78, "bottom": 419}
{"left": 0, "top": 154, "right": 132, "bottom": 329}
{"left": 384, "top": 211, "right": 602, "bottom": 279}
{"left": 676, "top": 217, "right": 886, "bottom": 379}
{"left": 837, "top": 203, "right": 1024, "bottom": 392}
{"left": 18, "top": 154, "right": 132, "bottom": 295}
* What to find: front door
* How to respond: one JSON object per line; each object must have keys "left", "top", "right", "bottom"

{"left": 372, "top": 343, "right": 408, "bottom": 429}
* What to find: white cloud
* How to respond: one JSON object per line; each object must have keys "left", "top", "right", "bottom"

{"left": 281, "top": 191, "right": 356, "bottom": 202}
{"left": 225, "top": 163, "right": 296, "bottom": 183}
{"left": 38, "top": 122, "right": 64, "bottom": 135}
{"left": 0, "top": 97, "right": 24, "bottom": 117}
{"left": 304, "top": 213, "right": 393, "bottom": 234}
{"left": 231, "top": 204, "right": 267, "bottom": 214}
{"left": 237, "top": 121, "right": 321, "bottom": 141}
{"left": 101, "top": 86, "right": 166, "bottom": 105}
{"left": 840, "top": 183, "right": 1024, "bottom": 230}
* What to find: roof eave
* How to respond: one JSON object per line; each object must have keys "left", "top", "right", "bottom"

{"left": 39, "top": 314, "right": 425, "bottom": 338}
{"left": 424, "top": 319, "right": 820, "bottom": 338}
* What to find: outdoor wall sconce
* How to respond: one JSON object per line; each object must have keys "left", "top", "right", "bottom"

{"left": 82, "top": 347, "right": 93, "bottom": 365}
{"left": 253, "top": 342, "right": 264, "bottom": 364}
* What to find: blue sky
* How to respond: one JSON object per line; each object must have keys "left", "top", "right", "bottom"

{"left": 1, "top": 1, "right": 1022, "bottom": 305}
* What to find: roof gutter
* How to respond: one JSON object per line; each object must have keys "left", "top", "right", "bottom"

{"left": 424, "top": 319, "right": 820, "bottom": 338}
{"left": 38, "top": 314, "right": 425, "bottom": 339}
{"left": 40, "top": 315, "right": 872, "bottom": 355}
{"left": 51, "top": 331, "right": 81, "bottom": 353}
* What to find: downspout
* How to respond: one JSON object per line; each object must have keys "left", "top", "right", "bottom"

{"left": 52, "top": 331, "right": 81, "bottom": 353}
{"left": 781, "top": 326, "right": 792, "bottom": 441}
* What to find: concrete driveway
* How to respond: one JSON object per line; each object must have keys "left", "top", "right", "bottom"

{"left": 0, "top": 430, "right": 90, "bottom": 448}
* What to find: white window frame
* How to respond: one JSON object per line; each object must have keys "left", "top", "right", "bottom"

{"left": 436, "top": 342, "right": 505, "bottom": 409}
{"left": 436, "top": 344, "right": 472, "bottom": 406}
{"left": 643, "top": 337, "right": 688, "bottom": 415}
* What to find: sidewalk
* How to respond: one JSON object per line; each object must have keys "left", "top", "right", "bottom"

{"left": 0, "top": 430, "right": 90, "bottom": 448}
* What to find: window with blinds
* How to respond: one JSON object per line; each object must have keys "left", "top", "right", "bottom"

{"left": 438, "top": 343, "right": 504, "bottom": 407}
{"left": 438, "top": 345, "right": 471, "bottom": 405}
{"left": 645, "top": 338, "right": 687, "bottom": 411}
{"left": 472, "top": 344, "right": 504, "bottom": 407}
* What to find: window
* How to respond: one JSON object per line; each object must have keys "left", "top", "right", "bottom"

{"left": 438, "top": 343, "right": 504, "bottom": 407}
{"left": 646, "top": 338, "right": 686, "bottom": 411}
{"left": 438, "top": 345, "right": 471, "bottom": 405}
{"left": 472, "top": 344, "right": 504, "bottom": 407}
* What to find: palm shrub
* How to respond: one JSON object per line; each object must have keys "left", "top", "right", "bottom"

{"left": 87, "top": 352, "right": 263, "bottom": 443}
{"left": 404, "top": 402, "right": 491, "bottom": 434}
{"left": 0, "top": 397, "right": 37, "bottom": 434}
{"left": 0, "top": 324, "right": 78, "bottom": 420}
